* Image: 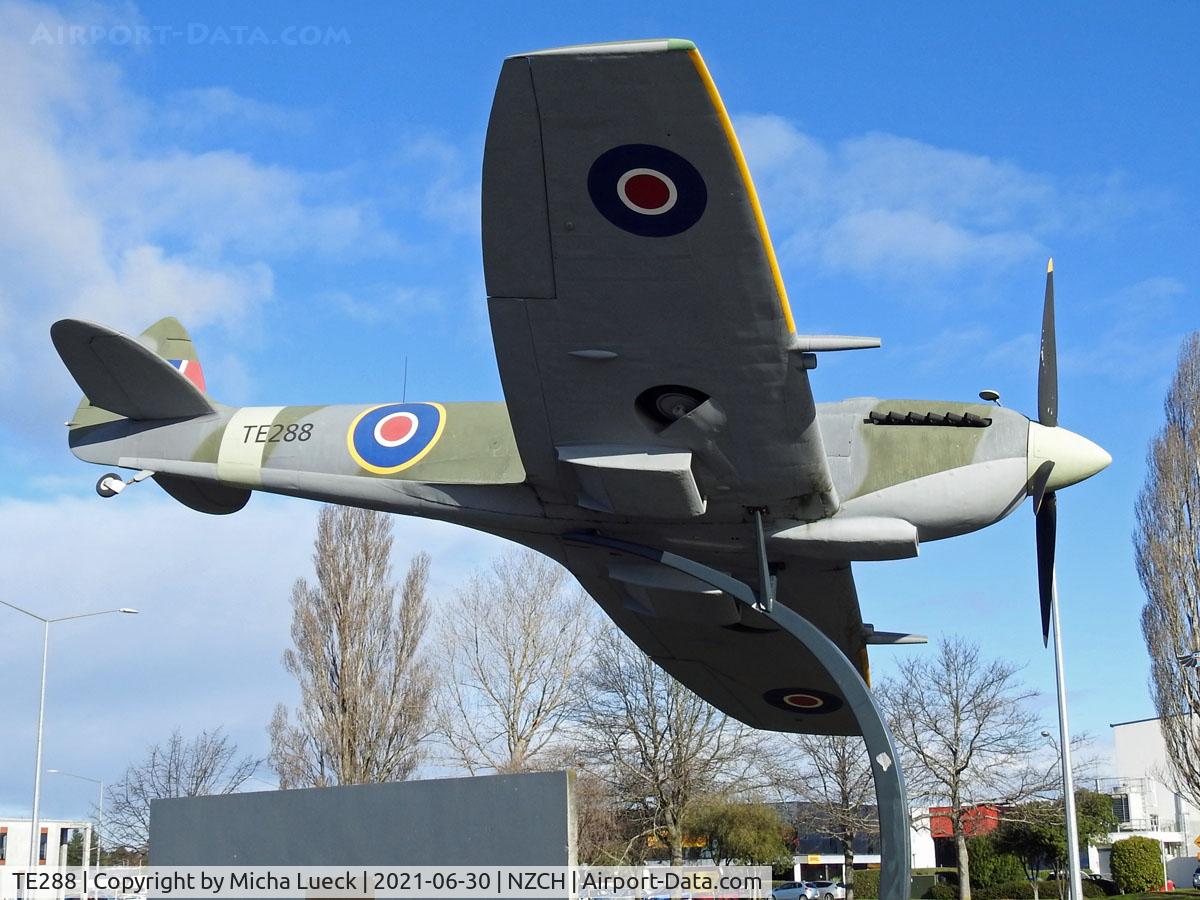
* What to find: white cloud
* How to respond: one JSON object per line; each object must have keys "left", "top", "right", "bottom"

{"left": 737, "top": 115, "right": 1137, "bottom": 279}
{"left": 81, "top": 151, "right": 401, "bottom": 260}
{"left": 161, "top": 86, "right": 315, "bottom": 134}
{"left": 402, "top": 135, "right": 481, "bottom": 238}
{"left": 0, "top": 1, "right": 402, "bottom": 439}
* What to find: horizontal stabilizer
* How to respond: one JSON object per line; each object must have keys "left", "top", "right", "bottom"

{"left": 863, "top": 625, "right": 928, "bottom": 645}
{"left": 51, "top": 319, "right": 215, "bottom": 421}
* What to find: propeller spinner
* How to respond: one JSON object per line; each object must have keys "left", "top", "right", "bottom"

{"left": 1028, "top": 259, "right": 1111, "bottom": 644}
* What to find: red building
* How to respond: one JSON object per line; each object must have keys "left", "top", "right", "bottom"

{"left": 928, "top": 805, "right": 1003, "bottom": 868}
{"left": 929, "top": 804, "right": 1003, "bottom": 839}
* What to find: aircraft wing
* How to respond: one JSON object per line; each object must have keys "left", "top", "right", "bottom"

{"left": 483, "top": 39, "right": 836, "bottom": 518}
{"left": 561, "top": 540, "right": 868, "bottom": 735}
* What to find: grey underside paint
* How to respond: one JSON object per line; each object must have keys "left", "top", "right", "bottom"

{"left": 562, "top": 540, "right": 868, "bottom": 735}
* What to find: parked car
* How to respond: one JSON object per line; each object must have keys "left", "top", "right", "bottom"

{"left": 771, "top": 882, "right": 813, "bottom": 900}
{"left": 806, "top": 882, "right": 846, "bottom": 900}
{"left": 1191, "top": 867, "right": 1200, "bottom": 889}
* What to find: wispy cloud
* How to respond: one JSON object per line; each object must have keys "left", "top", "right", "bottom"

{"left": 737, "top": 114, "right": 1145, "bottom": 280}
{"left": 1060, "top": 276, "right": 1190, "bottom": 381}
{"left": 323, "top": 285, "right": 446, "bottom": 325}
{"left": 401, "top": 135, "right": 481, "bottom": 238}
{"left": 903, "top": 275, "right": 1189, "bottom": 388}
{"left": 161, "top": 86, "right": 316, "bottom": 134}
{"left": 81, "top": 150, "right": 402, "bottom": 259}
{"left": 0, "top": 1, "right": 404, "bottom": 437}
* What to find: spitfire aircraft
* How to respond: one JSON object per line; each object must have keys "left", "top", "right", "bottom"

{"left": 52, "top": 40, "right": 1109, "bottom": 739}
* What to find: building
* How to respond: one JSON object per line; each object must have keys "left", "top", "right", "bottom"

{"left": 1089, "top": 717, "right": 1200, "bottom": 883}
{"left": 781, "top": 802, "right": 936, "bottom": 881}
{"left": 924, "top": 804, "right": 1002, "bottom": 868}
{"left": 0, "top": 819, "right": 91, "bottom": 868}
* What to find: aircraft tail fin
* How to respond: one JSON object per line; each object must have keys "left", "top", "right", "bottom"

{"left": 52, "top": 317, "right": 216, "bottom": 424}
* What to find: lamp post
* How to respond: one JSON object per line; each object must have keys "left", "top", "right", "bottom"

{"left": 0, "top": 600, "right": 137, "bottom": 867}
{"left": 1044, "top": 577, "right": 1084, "bottom": 900}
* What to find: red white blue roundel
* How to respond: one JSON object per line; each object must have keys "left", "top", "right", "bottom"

{"left": 587, "top": 144, "right": 707, "bottom": 237}
{"left": 347, "top": 402, "right": 446, "bottom": 475}
{"left": 763, "top": 687, "right": 844, "bottom": 715}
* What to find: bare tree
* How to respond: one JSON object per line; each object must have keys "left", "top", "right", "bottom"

{"left": 569, "top": 762, "right": 626, "bottom": 865}
{"left": 269, "top": 506, "right": 433, "bottom": 787}
{"left": 105, "top": 728, "right": 259, "bottom": 850}
{"left": 434, "top": 549, "right": 593, "bottom": 774}
{"left": 1137, "top": 333, "right": 1200, "bottom": 808}
{"left": 775, "top": 735, "right": 878, "bottom": 900}
{"left": 576, "top": 625, "right": 762, "bottom": 865}
{"left": 876, "top": 637, "right": 1050, "bottom": 900}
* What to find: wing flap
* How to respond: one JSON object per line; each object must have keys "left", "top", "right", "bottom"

{"left": 559, "top": 446, "right": 706, "bottom": 517}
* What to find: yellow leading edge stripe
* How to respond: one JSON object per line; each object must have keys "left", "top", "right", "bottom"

{"left": 688, "top": 49, "right": 797, "bottom": 335}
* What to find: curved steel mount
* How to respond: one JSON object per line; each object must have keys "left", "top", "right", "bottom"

{"left": 564, "top": 530, "right": 911, "bottom": 900}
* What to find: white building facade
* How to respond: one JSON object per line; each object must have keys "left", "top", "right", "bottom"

{"left": 0, "top": 819, "right": 90, "bottom": 869}
{"left": 789, "top": 807, "right": 937, "bottom": 881}
{"left": 1096, "top": 717, "right": 1200, "bottom": 884}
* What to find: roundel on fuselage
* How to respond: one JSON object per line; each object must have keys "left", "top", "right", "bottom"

{"left": 347, "top": 402, "right": 446, "bottom": 474}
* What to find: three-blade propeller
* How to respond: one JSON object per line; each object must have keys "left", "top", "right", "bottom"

{"left": 1035, "top": 260, "right": 1058, "bottom": 645}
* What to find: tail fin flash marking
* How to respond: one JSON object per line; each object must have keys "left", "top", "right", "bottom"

{"left": 168, "top": 359, "right": 206, "bottom": 392}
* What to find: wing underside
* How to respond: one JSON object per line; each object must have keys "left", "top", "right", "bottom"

{"left": 483, "top": 40, "right": 835, "bottom": 520}
{"left": 560, "top": 541, "right": 868, "bottom": 735}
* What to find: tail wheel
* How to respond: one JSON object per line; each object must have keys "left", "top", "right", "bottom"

{"left": 96, "top": 473, "right": 125, "bottom": 497}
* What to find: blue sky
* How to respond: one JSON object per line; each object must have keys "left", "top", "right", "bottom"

{"left": 0, "top": 1, "right": 1196, "bottom": 820}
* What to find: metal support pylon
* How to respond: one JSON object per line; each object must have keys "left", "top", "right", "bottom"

{"left": 565, "top": 531, "right": 911, "bottom": 900}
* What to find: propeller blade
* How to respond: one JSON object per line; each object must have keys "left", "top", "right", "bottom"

{"left": 1029, "top": 459, "right": 1055, "bottom": 514}
{"left": 1038, "top": 258, "right": 1058, "bottom": 427}
{"left": 1036, "top": 491, "right": 1057, "bottom": 646}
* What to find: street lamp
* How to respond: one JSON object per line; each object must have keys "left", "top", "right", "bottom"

{"left": 1047, "top": 579, "right": 1084, "bottom": 900}
{"left": 46, "top": 770, "right": 104, "bottom": 867}
{"left": 0, "top": 599, "right": 137, "bottom": 867}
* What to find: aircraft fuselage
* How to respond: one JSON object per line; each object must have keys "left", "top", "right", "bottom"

{"left": 67, "top": 394, "right": 1107, "bottom": 562}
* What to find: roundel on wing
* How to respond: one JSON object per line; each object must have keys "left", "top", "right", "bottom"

{"left": 763, "top": 687, "right": 844, "bottom": 715}
{"left": 587, "top": 144, "right": 707, "bottom": 237}
{"left": 347, "top": 402, "right": 446, "bottom": 475}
